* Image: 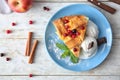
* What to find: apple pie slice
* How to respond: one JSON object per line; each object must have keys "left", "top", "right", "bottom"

{"left": 53, "top": 15, "right": 88, "bottom": 57}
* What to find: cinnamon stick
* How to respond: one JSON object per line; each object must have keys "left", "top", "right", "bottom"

{"left": 25, "top": 39, "right": 28, "bottom": 56}
{"left": 25, "top": 32, "right": 33, "bottom": 56}
{"left": 28, "top": 40, "right": 38, "bottom": 64}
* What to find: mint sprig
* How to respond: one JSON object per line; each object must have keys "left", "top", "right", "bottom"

{"left": 70, "top": 51, "right": 79, "bottom": 63}
{"left": 56, "top": 43, "right": 68, "bottom": 50}
{"left": 56, "top": 43, "right": 79, "bottom": 63}
{"left": 61, "top": 50, "right": 70, "bottom": 58}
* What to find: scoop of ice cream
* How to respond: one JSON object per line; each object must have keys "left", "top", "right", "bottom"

{"left": 81, "top": 37, "right": 97, "bottom": 57}
{"left": 86, "top": 20, "right": 99, "bottom": 39}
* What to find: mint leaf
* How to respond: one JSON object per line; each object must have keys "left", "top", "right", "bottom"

{"left": 56, "top": 42, "right": 79, "bottom": 63}
{"left": 61, "top": 50, "right": 70, "bottom": 58}
{"left": 70, "top": 56, "right": 79, "bottom": 63}
{"left": 70, "top": 52, "right": 79, "bottom": 63}
{"left": 56, "top": 43, "right": 68, "bottom": 50}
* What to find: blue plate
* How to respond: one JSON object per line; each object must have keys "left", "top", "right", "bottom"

{"left": 45, "top": 4, "right": 112, "bottom": 71}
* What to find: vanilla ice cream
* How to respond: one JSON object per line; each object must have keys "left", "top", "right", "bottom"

{"left": 81, "top": 37, "right": 97, "bottom": 58}
{"left": 86, "top": 20, "right": 99, "bottom": 39}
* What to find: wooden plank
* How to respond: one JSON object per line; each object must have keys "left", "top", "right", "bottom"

{"left": 34, "top": 0, "right": 109, "bottom": 2}
{"left": 0, "top": 1, "right": 119, "bottom": 76}
{"left": 0, "top": 76, "right": 119, "bottom": 80}
{"left": 0, "top": 2, "right": 119, "bottom": 39}
{"left": 0, "top": 38, "right": 119, "bottom": 75}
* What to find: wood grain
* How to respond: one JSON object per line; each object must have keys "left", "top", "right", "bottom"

{"left": 0, "top": 2, "right": 119, "bottom": 39}
{"left": 0, "top": 38, "right": 119, "bottom": 75}
{"left": 0, "top": 1, "right": 119, "bottom": 79}
{"left": 34, "top": 0, "right": 109, "bottom": 2}
{"left": 0, "top": 76, "right": 119, "bottom": 80}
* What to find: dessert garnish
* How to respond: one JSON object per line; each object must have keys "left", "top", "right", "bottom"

{"left": 28, "top": 40, "right": 38, "bottom": 64}
{"left": 6, "top": 57, "right": 11, "bottom": 61}
{"left": 73, "top": 48, "right": 78, "bottom": 52}
{"left": 56, "top": 43, "right": 79, "bottom": 63}
{"left": 72, "top": 29, "right": 77, "bottom": 33}
{"left": 64, "top": 19, "right": 69, "bottom": 24}
{"left": 29, "top": 74, "right": 33, "bottom": 78}
{"left": 12, "top": 22, "right": 16, "bottom": 26}
{"left": 88, "top": 41, "right": 94, "bottom": 49}
{"left": 25, "top": 32, "right": 38, "bottom": 64}
{"left": 0, "top": 53, "right": 5, "bottom": 57}
{"left": 25, "top": 32, "right": 32, "bottom": 56}
{"left": 29, "top": 20, "right": 34, "bottom": 24}
{"left": 43, "top": 6, "right": 50, "bottom": 11}
{"left": 97, "top": 37, "right": 107, "bottom": 46}
{"left": 6, "top": 30, "right": 12, "bottom": 34}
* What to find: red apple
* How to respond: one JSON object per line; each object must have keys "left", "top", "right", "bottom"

{"left": 8, "top": 0, "right": 32, "bottom": 13}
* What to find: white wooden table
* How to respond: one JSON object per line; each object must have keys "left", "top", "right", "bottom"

{"left": 0, "top": 0, "right": 120, "bottom": 80}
